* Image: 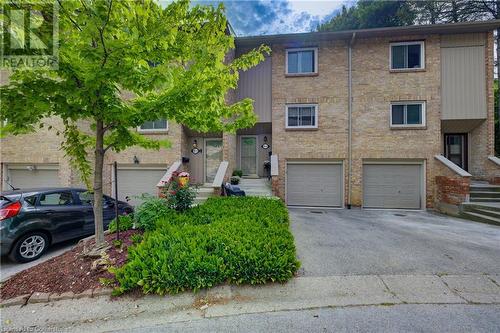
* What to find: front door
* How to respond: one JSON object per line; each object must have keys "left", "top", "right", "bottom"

{"left": 240, "top": 136, "right": 258, "bottom": 176}
{"left": 444, "top": 134, "right": 468, "bottom": 171}
{"left": 205, "top": 139, "right": 223, "bottom": 183}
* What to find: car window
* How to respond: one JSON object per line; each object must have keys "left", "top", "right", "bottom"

{"left": 77, "top": 191, "right": 94, "bottom": 205}
{"left": 39, "top": 192, "right": 74, "bottom": 206}
{"left": 24, "top": 195, "right": 37, "bottom": 206}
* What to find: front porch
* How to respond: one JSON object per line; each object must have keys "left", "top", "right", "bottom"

{"left": 181, "top": 123, "right": 273, "bottom": 186}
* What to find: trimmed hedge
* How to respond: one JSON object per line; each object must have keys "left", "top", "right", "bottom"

{"left": 112, "top": 197, "right": 300, "bottom": 295}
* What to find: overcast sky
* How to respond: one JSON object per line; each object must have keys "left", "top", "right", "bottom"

{"left": 192, "top": 1, "right": 353, "bottom": 36}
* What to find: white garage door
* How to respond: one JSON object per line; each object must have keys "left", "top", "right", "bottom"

{"left": 286, "top": 163, "right": 343, "bottom": 207}
{"left": 116, "top": 166, "right": 167, "bottom": 206}
{"left": 363, "top": 164, "right": 422, "bottom": 209}
{"left": 5, "top": 164, "right": 60, "bottom": 190}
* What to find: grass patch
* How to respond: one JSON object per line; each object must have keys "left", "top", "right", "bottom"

{"left": 112, "top": 197, "right": 300, "bottom": 295}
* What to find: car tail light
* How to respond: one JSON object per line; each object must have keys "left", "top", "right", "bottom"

{"left": 0, "top": 201, "right": 22, "bottom": 221}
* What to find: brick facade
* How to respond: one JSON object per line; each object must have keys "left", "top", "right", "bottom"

{"left": 1, "top": 25, "right": 498, "bottom": 212}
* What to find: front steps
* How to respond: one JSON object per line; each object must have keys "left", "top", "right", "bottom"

{"left": 193, "top": 185, "right": 214, "bottom": 205}
{"left": 460, "top": 183, "right": 500, "bottom": 226}
{"left": 239, "top": 178, "right": 274, "bottom": 197}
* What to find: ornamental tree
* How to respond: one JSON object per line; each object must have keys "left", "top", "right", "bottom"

{"left": 0, "top": 0, "right": 269, "bottom": 249}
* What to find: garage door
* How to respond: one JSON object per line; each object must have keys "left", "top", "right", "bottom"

{"left": 363, "top": 164, "right": 422, "bottom": 209}
{"left": 116, "top": 167, "right": 167, "bottom": 206}
{"left": 286, "top": 163, "right": 343, "bottom": 207}
{"left": 5, "top": 164, "right": 60, "bottom": 190}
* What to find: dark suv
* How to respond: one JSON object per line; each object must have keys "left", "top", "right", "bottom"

{"left": 0, "top": 188, "right": 133, "bottom": 263}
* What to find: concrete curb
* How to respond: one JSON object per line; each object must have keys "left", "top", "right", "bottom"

{"left": 1, "top": 288, "right": 113, "bottom": 308}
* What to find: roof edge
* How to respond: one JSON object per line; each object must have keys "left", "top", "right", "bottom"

{"left": 236, "top": 19, "right": 500, "bottom": 47}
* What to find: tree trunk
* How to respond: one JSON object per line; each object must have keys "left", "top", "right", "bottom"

{"left": 93, "top": 119, "right": 105, "bottom": 247}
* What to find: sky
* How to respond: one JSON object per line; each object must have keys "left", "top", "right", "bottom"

{"left": 192, "top": 1, "right": 353, "bottom": 36}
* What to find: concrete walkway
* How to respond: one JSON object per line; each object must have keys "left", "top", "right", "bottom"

{"left": 239, "top": 178, "right": 273, "bottom": 197}
{"left": 2, "top": 273, "right": 500, "bottom": 332}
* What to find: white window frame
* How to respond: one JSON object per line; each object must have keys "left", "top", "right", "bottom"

{"left": 389, "top": 41, "right": 425, "bottom": 71}
{"left": 137, "top": 119, "right": 169, "bottom": 133}
{"left": 285, "top": 47, "right": 318, "bottom": 75}
{"left": 285, "top": 104, "right": 318, "bottom": 129}
{"left": 390, "top": 101, "right": 426, "bottom": 128}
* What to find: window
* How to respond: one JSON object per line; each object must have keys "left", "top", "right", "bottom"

{"left": 286, "top": 105, "right": 318, "bottom": 128}
{"left": 138, "top": 119, "right": 168, "bottom": 132}
{"left": 391, "top": 102, "right": 425, "bottom": 127}
{"left": 24, "top": 195, "right": 37, "bottom": 206}
{"left": 390, "top": 41, "right": 424, "bottom": 70}
{"left": 39, "top": 191, "right": 74, "bottom": 206}
{"left": 77, "top": 191, "right": 93, "bottom": 205}
{"left": 286, "top": 48, "right": 317, "bottom": 75}
{"left": 77, "top": 191, "right": 114, "bottom": 207}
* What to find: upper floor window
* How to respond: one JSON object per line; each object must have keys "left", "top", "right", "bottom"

{"left": 390, "top": 101, "right": 426, "bottom": 128}
{"left": 138, "top": 119, "right": 168, "bottom": 133}
{"left": 286, "top": 48, "right": 317, "bottom": 75}
{"left": 286, "top": 104, "right": 318, "bottom": 129}
{"left": 390, "top": 41, "right": 424, "bottom": 70}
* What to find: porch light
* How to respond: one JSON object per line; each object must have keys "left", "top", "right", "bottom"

{"left": 191, "top": 140, "right": 202, "bottom": 155}
{"left": 261, "top": 136, "right": 270, "bottom": 150}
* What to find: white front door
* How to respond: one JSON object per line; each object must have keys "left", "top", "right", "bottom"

{"left": 205, "top": 139, "right": 223, "bottom": 183}
{"left": 240, "top": 136, "right": 258, "bottom": 176}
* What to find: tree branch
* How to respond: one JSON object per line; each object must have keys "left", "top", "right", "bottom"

{"left": 57, "top": 0, "right": 82, "bottom": 32}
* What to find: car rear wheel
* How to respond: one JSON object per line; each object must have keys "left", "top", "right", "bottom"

{"left": 9, "top": 232, "right": 49, "bottom": 263}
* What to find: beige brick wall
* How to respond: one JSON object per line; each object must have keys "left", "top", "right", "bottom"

{"left": 1, "top": 118, "right": 183, "bottom": 194}
{"left": 271, "top": 35, "right": 443, "bottom": 207}
{"left": 351, "top": 34, "right": 442, "bottom": 207}
{"left": 271, "top": 40, "right": 349, "bottom": 203}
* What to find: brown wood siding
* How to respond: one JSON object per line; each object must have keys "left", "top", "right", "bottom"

{"left": 237, "top": 57, "right": 272, "bottom": 123}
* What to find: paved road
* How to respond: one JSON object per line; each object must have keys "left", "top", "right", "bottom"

{"left": 289, "top": 208, "right": 500, "bottom": 277}
{"left": 124, "top": 304, "right": 500, "bottom": 333}
{"left": 1, "top": 239, "right": 77, "bottom": 282}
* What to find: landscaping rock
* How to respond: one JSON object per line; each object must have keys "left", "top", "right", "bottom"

{"left": 92, "top": 288, "right": 113, "bottom": 297}
{"left": 74, "top": 289, "right": 93, "bottom": 299}
{"left": 0, "top": 294, "right": 30, "bottom": 307}
{"left": 49, "top": 292, "right": 75, "bottom": 302}
{"left": 28, "top": 292, "right": 50, "bottom": 304}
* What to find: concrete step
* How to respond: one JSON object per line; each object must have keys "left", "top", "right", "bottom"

{"left": 460, "top": 211, "right": 500, "bottom": 227}
{"left": 470, "top": 191, "right": 500, "bottom": 198}
{"left": 461, "top": 202, "right": 500, "bottom": 213}
{"left": 470, "top": 197, "right": 500, "bottom": 203}
{"left": 470, "top": 185, "right": 500, "bottom": 193}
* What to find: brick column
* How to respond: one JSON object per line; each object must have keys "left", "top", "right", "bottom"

{"left": 222, "top": 132, "right": 236, "bottom": 181}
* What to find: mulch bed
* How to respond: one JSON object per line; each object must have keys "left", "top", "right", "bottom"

{"left": 0, "top": 230, "right": 141, "bottom": 300}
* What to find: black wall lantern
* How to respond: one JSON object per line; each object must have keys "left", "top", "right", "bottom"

{"left": 261, "top": 136, "right": 270, "bottom": 150}
{"left": 191, "top": 139, "right": 202, "bottom": 155}
{"left": 133, "top": 155, "right": 140, "bottom": 164}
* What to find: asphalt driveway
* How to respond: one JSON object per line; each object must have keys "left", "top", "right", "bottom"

{"left": 289, "top": 208, "right": 500, "bottom": 277}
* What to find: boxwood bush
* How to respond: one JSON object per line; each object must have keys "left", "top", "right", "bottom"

{"left": 112, "top": 197, "right": 299, "bottom": 295}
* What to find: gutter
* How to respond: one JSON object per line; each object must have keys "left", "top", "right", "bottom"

{"left": 347, "top": 32, "right": 356, "bottom": 209}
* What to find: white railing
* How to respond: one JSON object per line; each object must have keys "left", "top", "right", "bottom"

{"left": 212, "top": 161, "right": 229, "bottom": 188}
{"left": 434, "top": 155, "right": 471, "bottom": 177}
{"left": 156, "top": 160, "right": 182, "bottom": 187}
{"left": 270, "top": 154, "right": 279, "bottom": 176}
{"left": 488, "top": 156, "right": 500, "bottom": 166}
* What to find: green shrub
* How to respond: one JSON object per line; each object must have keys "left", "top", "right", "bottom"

{"left": 232, "top": 169, "right": 243, "bottom": 177}
{"left": 230, "top": 176, "right": 240, "bottom": 185}
{"left": 113, "top": 197, "right": 300, "bottom": 295}
{"left": 108, "top": 214, "right": 134, "bottom": 233}
{"left": 130, "top": 233, "right": 143, "bottom": 245}
{"left": 134, "top": 196, "right": 172, "bottom": 231}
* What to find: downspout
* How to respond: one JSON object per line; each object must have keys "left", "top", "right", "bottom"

{"left": 347, "top": 32, "right": 356, "bottom": 209}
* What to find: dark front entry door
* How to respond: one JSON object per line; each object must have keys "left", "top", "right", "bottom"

{"left": 444, "top": 134, "right": 468, "bottom": 171}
